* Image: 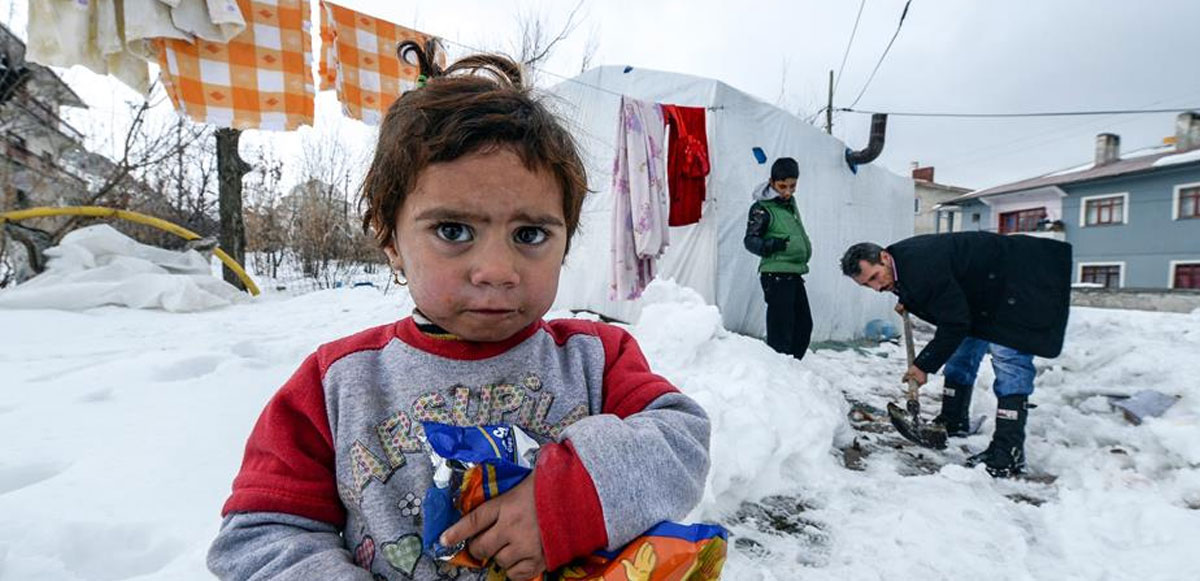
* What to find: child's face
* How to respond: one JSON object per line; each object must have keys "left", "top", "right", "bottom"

{"left": 771, "top": 178, "right": 798, "bottom": 200}
{"left": 385, "top": 148, "right": 568, "bottom": 342}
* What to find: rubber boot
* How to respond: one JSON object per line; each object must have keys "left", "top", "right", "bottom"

{"left": 932, "top": 381, "right": 973, "bottom": 438}
{"left": 966, "top": 395, "right": 1028, "bottom": 478}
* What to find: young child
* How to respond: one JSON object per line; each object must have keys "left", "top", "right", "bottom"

{"left": 207, "top": 44, "right": 712, "bottom": 581}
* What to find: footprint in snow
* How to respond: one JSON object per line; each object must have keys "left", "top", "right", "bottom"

{"left": 0, "top": 461, "right": 69, "bottom": 496}
{"left": 151, "top": 354, "right": 223, "bottom": 382}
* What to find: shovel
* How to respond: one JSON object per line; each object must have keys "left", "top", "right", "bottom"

{"left": 886, "top": 311, "right": 948, "bottom": 450}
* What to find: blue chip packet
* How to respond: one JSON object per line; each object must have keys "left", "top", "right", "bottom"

{"left": 424, "top": 423, "right": 520, "bottom": 465}
{"left": 420, "top": 422, "right": 538, "bottom": 562}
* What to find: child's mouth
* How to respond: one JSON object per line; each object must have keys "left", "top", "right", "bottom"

{"left": 466, "top": 308, "right": 518, "bottom": 316}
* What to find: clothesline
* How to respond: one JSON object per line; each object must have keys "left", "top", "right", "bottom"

{"left": 22, "top": 0, "right": 724, "bottom": 132}
{"left": 18, "top": 0, "right": 718, "bottom": 309}
{"left": 435, "top": 35, "right": 727, "bottom": 113}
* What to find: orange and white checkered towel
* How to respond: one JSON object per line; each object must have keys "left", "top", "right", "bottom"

{"left": 318, "top": 1, "right": 443, "bottom": 125}
{"left": 155, "top": 0, "right": 314, "bottom": 131}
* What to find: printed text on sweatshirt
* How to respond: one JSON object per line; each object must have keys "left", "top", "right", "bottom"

{"left": 208, "top": 317, "right": 711, "bottom": 581}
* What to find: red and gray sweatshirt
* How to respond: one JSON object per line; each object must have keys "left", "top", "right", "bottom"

{"left": 207, "top": 316, "right": 711, "bottom": 581}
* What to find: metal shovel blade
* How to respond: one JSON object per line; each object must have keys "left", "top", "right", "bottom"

{"left": 887, "top": 402, "right": 949, "bottom": 450}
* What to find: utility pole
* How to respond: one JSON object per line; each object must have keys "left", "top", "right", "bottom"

{"left": 825, "top": 69, "right": 834, "bottom": 134}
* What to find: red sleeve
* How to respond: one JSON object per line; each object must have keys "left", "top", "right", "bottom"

{"left": 594, "top": 323, "right": 679, "bottom": 417}
{"left": 534, "top": 321, "right": 680, "bottom": 568}
{"left": 535, "top": 440, "right": 607, "bottom": 569}
{"left": 221, "top": 353, "right": 345, "bottom": 526}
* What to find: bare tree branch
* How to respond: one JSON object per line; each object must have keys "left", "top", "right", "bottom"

{"left": 515, "top": 0, "right": 586, "bottom": 72}
{"left": 579, "top": 24, "right": 600, "bottom": 73}
{"left": 47, "top": 88, "right": 213, "bottom": 242}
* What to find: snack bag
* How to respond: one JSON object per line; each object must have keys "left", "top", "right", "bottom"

{"left": 548, "top": 522, "right": 727, "bottom": 581}
{"left": 422, "top": 422, "right": 538, "bottom": 567}
{"left": 420, "top": 421, "right": 727, "bottom": 580}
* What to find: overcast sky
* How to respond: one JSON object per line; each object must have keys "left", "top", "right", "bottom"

{"left": 7, "top": 0, "right": 1200, "bottom": 191}
{"left": 392, "top": 0, "right": 1200, "bottom": 190}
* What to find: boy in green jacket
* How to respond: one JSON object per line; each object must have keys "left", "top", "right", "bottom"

{"left": 743, "top": 157, "right": 813, "bottom": 361}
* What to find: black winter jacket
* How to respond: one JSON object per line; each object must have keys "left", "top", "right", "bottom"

{"left": 887, "top": 232, "right": 1072, "bottom": 373}
{"left": 743, "top": 201, "right": 786, "bottom": 257}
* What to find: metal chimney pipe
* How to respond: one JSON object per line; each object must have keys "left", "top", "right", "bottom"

{"left": 845, "top": 114, "right": 888, "bottom": 166}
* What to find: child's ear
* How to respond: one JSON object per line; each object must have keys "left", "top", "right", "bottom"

{"left": 382, "top": 238, "right": 404, "bottom": 272}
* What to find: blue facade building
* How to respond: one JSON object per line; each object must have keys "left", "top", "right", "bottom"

{"left": 936, "top": 112, "right": 1200, "bottom": 289}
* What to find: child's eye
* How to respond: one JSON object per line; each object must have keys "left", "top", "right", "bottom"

{"left": 513, "top": 226, "right": 548, "bottom": 245}
{"left": 435, "top": 223, "right": 473, "bottom": 243}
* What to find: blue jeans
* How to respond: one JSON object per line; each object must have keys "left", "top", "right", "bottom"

{"left": 942, "top": 337, "right": 1035, "bottom": 397}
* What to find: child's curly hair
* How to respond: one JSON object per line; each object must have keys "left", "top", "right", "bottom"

{"left": 360, "top": 41, "right": 588, "bottom": 253}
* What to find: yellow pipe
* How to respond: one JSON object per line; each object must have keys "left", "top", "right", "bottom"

{"left": 0, "top": 206, "right": 260, "bottom": 296}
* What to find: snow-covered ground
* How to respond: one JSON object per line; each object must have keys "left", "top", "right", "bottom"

{"left": 2, "top": 278, "right": 1198, "bottom": 580}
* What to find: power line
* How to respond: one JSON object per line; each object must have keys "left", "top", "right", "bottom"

{"left": 838, "top": 106, "right": 1200, "bottom": 118}
{"left": 906, "top": 89, "right": 1200, "bottom": 175}
{"left": 438, "top": 34, "right": 729, "bottom": 116}
{"left": 940, "top": 111, "right": 1187, "bottom": 172}
{"left": 832, "top": 0, "right": 866, "bottom": 98}
{"left": 847, "top": 0, "right": 912, "bottom": 109}
{"left": 436, "top": 35, "right": 626, "bottom": 98}
{"left": 433, "top": 38, "right": 626, "bottom": 153}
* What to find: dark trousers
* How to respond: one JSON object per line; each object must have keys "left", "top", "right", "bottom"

{"left": 760, "top": 272, "right": 813, "bottom": 361}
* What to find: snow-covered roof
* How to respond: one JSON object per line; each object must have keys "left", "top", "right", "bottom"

{"left": 1153, "top": 148, "right": 1200, "bottom": 168}
{"left": 946, "top": 143, "right": 1200, "bottom": 205}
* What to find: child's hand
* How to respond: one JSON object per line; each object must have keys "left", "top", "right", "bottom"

{"left": 441, "top": 474, "right": 545, "bottom": 581}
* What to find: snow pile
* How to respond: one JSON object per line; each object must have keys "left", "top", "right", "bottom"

{"left": 628, "top": 282, "right": 849, "bottom": 513}
{"left": 1152, "top": 148, "right": 1200, "bottom": 167}
{"left": 0, "top": 224, "right": 247, "bottom": 312}
{"left": 1, "top": 279, "right": 1198, "bottom": 580}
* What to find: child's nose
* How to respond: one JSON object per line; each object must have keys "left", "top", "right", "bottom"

{"left": 469, "top": 239, "right": 520, "bottom": 288}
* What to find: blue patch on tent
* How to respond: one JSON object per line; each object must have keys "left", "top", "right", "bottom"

{"left": 623, "top": 66, "right": 634, "bottom": 74}
{"left": 751, "top": 147, "right": 767, "bottom": 164}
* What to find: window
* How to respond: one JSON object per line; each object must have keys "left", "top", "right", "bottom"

{"left": 1172, "top": 262, "right": 1200, "bottom": 289}
{"left": 1080, "top": 194, "right": 1127, "bottom": 226}
{"left": 998, "top": 207, "right": 1047, "bottom": 234}
{"left": 972, "top": 213, "right": 981, "bottom": 223}
{"left": 1081, "top": 264, "right": 1122, "bottom": 288}
{"left": 1176, "top": 184, "right": 1200, "bottom": 220}
{"left": 914, "top": 198, "right": 921, "bottom": 214}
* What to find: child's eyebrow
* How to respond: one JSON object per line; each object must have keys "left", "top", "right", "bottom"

{"left": 411, "top": 208, "right": 565, "bottom": 227}
{"left": 511, "top": 212, "right": 565, "bottom": 227}
{"left": 412, "top": 208, "right": 489, "bottom": 223}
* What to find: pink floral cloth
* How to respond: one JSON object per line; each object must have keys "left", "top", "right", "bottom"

{"left": 610, "top": 96, "right": 669, "bottom": 300}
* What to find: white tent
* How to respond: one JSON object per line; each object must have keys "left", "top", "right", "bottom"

{"left": 548, "top": 66, "right": 914, "bottom": 342}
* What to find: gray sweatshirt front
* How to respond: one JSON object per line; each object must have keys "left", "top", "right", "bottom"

{"left": 208, "top": 317, "right": 711, "bottom": 580}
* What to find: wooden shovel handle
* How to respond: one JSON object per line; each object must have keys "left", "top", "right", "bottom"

{"left": 902, "top": 311, "right": 920, "bottom": 400}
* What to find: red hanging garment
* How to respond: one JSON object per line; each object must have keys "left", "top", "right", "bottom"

{"left": 661, "top": 104, "right": 710, "bottom": 226}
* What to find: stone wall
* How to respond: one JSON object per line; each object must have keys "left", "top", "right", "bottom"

{"left": 1072, "top": 287, "right": 1200, "bottom": 313}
